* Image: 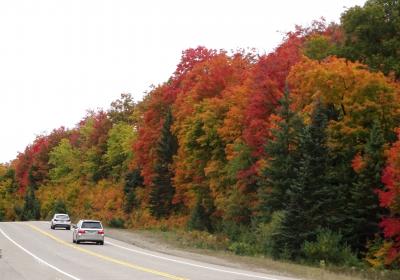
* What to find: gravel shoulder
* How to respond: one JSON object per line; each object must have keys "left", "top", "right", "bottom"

{"left": 105, "top": 228, "right": 364, "bottom": 280}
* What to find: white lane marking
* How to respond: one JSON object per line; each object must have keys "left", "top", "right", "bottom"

{"left": 0, "top": 227, "right": 80, "bottom": 280}
{"left": 107, "top": 240, "right": 295, "bottom": 280}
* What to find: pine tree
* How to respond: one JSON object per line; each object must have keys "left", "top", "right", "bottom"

{"left": 21, "top": 167, "right": 41, "bottom": 221}
{"left": 259, "top": 86, "right": 303, "bottom": 220}
{"left": 324, "top": 151, "right": 354, "bottom": 232}
{"left": 123, "top": 169, "right": 143, "bottom": 214}
{"left": 149, "top": 110, "right": 178, "bottom": 219}
{"left": 275, "top": 101, "right": 330, "bottom": 258}
{"left": 21, "top": 185, "right": 41, "bottom": 221}
{"left": 348, "top": 121, "right": 385, "bottom": 252}
{"left": 188, "top": 195, "right": 209, "bottom": 231}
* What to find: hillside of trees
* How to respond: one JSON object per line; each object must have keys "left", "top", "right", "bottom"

{"left": 1, "top": 0, "right": 400, "bottom": 269}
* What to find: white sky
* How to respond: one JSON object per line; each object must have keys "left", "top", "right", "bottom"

{"left": 0, "top": 0, "right": 366, "bottom": 163}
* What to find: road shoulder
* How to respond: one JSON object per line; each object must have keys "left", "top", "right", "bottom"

{"left": 104, "top": 228, "right": 361, "bottom": 280}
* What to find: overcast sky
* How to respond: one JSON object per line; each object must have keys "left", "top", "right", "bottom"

{"left": 0, "top": 0, "right": 366, "bottom": 163}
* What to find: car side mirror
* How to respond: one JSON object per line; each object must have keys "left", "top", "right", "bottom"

{"left": 72, "top": 224, "right": 77, "bottom": 229}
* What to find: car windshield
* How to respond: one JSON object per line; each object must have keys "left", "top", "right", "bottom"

{"left": 82, "top": 222, "right": 102, "bottom": 229}
{"left": 55, "top": 214, "right": 69, "bottom": 220}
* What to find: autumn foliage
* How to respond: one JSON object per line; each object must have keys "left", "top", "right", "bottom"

{"left": 2, "top": 1, "right": 400, "bottom": 268}
{"left": 378, "top": 130, "right": 400, "bottom": 266}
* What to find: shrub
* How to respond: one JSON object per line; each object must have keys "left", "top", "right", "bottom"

{"left": 177, "top": 230, "right": 229, "bottom": 250}
{"left": 302, "top": 229, "right": 359, "bottom": 266}
{"left": 220, "top": 221, "right": 263, "bottom": 256}
{"left": 228, "top": 242, "right": 255, "bottom": 256}
{"left": 109, "top": 217, "right": 125, "bottom": 228}
{"left": 256, "top": 211, "right": 285, "bottom": 257}
{"left": 221, "top": 220, "right": 244, "bottom": 241}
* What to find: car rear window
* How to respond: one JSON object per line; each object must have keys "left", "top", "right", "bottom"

{"left": 82, "top": 222, "right": 102, "bottom": 229}
{"left": 55, "top": 214, "right": 69, "bottom": 220}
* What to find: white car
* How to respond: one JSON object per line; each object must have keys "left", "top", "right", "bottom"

{"left": 72, "top": 220, "right": 104, "bottom": 245}
{"left": 50, "top": 213, "right": 71, "bottom": 230}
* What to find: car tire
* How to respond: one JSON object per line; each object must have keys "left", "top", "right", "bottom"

{"left": 51, "top": 225, "right": 55, "bottom": 230}
{"left": 99, "top": 241, "right": 104, "bottom": 245}
{"left": 73, "top": 238, "right": 76, "bottom": 243}
{"left": 67, "top": 226, "right": 71, "bottom": 230}
{"left": 76, "top": 240, "right": 80, "bottom": 244}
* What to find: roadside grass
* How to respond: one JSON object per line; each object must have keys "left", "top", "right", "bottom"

{"left": 106, "top": 227, "right": 400, "bottom": 280}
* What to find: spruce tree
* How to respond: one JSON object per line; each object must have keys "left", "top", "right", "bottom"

{"left": 21, "top": 167, "right": 41, "bottom": 221}
{"left": 188, "top": 195, "right": 209, "bottom": 231}
{"left": 149, "top": 110, "right": 178, "bottom": 219}
{"left": 347, "top": 121, "right": 385, "bottom": 252}
{"left": 275, "top": 101, "right": 330, "bottom": 258}
{"left": 123, "top": 169, "right": 143, "bottom": 213}
{"left": 259, "top": 86, "right": 303, "bottom": 220}
{"left": 187, "top": 186, "right": 214, "bottom": 231}
{"left": 21, "top": 184, "right": 41, "bottom": 221}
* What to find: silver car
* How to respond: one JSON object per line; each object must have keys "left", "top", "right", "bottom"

{"left": 51, "top": 213, "right": 71, "bottom": 230}
{"left": 72, "top": 220, "right": 104, "bottom": 245}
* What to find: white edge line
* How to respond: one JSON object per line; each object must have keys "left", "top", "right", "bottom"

{"left": 107, "top": 240, "right": 286, "bottom": 280}
{"left": 0, "top": 227, "right": 80, "bottom": 280}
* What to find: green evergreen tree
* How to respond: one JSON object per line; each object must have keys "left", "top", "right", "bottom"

{"left": 21, "top": 167, "right": 41, "bottom": 221}
{"left": 123, "top": 169, "right": 143, "bottom": 213}
{"left": 188, "top": 195, "right": 209, "bottom": 231}
{"left": 259, "top": 86, "right": 303, "bottom": 220}
{"left": 322, "top": 99, "right": 356, "bottom": 235}
{"left": 21, "top": 185, "right": 41, "bottom": 221}
{"left": 275, "top": 101, "right": 330, "bottom": 259}
{"left": 347, "top": 121, "right": 385, "bottom": 252}
{"left": 149, "top": 110, "right": 178, "bottom": 219}
{"left": 187, "top": 188, "right": 214, "bottom": 231}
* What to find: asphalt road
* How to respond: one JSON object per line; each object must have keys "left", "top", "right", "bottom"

{"left": 0, "top": 221, "right": 300, "bottom": 280}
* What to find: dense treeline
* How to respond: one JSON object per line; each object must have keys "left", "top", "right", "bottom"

{"left": 1, "top": 0, "right": 400, "bottom": 269}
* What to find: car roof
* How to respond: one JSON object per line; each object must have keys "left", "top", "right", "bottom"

{"left": 55, "top": 213, "right": 69, "bottom": 216}
{"left": 80, "top": 219, "right": 101, "bottom": 223}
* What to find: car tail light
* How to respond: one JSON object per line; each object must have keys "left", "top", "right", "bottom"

{"left": 98, "top": 230, "right": 104, "bottom": 235}
{"left": 78, "top": 229, "right": 85, "bottom": 234}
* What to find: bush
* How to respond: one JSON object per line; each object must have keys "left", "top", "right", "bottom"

{"left": 176, "top": 230, "right": 229, "bottom": 250}
{"left": 220, "top": 220, "right": 266, "bottom": 256}
{"left": 255, "top": 211, "right": 285, "bottom": 257}
{"left": 228, "top": 242, "right": 255, "bottom": 256}
{"left": 221, "top": 220, "right": 245, "bottom": 242}
{"left": 302, "top": 229, "right": 359, "bottom": 266}
{"left": 109, "top": 218, "right": 125, "bottom": 228}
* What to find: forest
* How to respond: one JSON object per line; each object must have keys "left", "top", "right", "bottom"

{"left": 1, "top": 0, "right": 400, "bottom": 269}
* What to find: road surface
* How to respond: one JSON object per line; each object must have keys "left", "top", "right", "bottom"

{"left": 0, "top": 221, "right": 300, "bottom": 280}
